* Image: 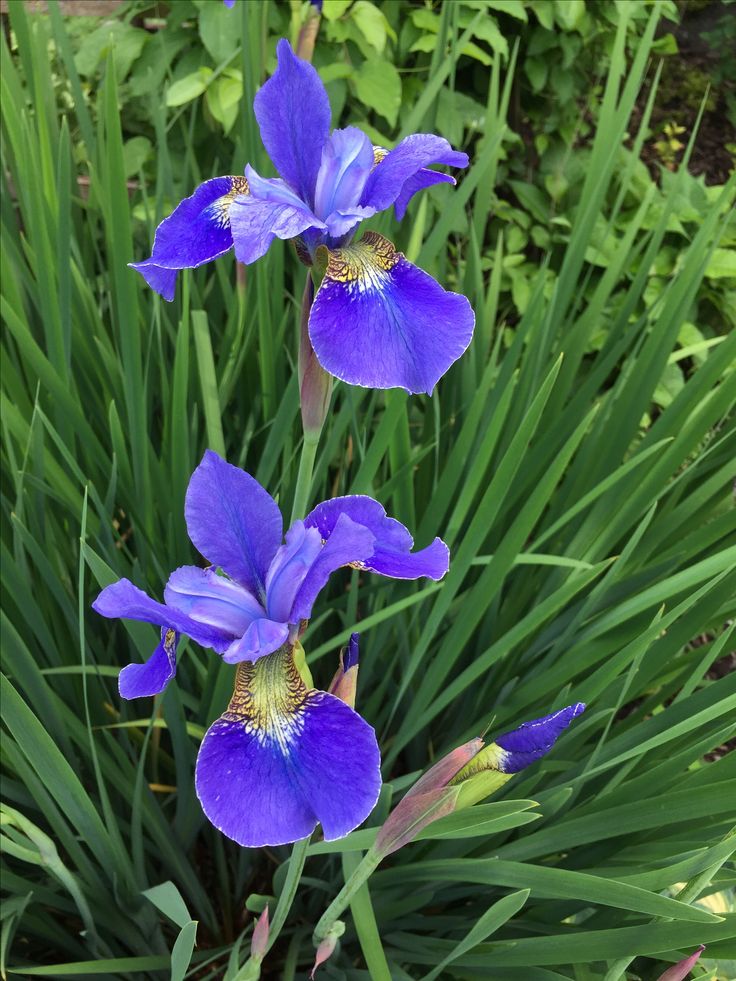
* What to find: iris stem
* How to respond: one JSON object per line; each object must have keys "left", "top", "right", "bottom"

{"left": 266, "top": 833, "right": 311, "bottom": 952}
{"left": 292, "top": 274, "right": 330, "bottom": 523}
{"left": 242, "top": 272, "right": 325, "bottom": 973}
{"left": 290, "top": 432, "right": 320, "bottom": 524}
{"left": 312, "top": 845, "right": 382, "bottom": 945}
{"left": 234, "top": 839, "right": 310, "bottom": 979}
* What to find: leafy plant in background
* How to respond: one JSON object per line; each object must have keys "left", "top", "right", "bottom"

{"left": 29, "top": 0, "right": 736, "bottom": 347}
{"left": 2, "top": 1, "right": 736, "bottom": 979}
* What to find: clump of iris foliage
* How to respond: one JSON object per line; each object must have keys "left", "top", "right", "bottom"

{"left": 1, "top": 0, "right": 735, "bottom": 979}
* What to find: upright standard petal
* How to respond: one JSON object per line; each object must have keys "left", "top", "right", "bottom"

{"left": 289, "top": 513, "right": 375, "bottom": 622}
{"left": 195, "top": 649, "right": 381, "bottom": 846}
{"left": 309, "top": 232, "right": 475, "bottom": 394}
{"left": 253, "top": 39, "right": 331, "bottom": 207}
{"left": 92, "top": 578, "right": 232, "bottom": 651}
{"left": 230, "top": 166, "right": 324, "bottom": 265}
{"left": 495, "top": 703, "right": 586, "bottom": 773}
{"left": 129, "top": 176, "right": 249, "bottom": 301}
{"left": 306, "top": 496, "right": 449, "bottom": 581}
{"left": 264, "top": 522, "right": 323, "bottom": 623}
{"left": 184, "top": 451, "right": 283, "bottom": 601}
{"left": 119, "top": 627, "right": 178, "bottom": 699}
{"left": 314, "top": 128, "right": 375, "bottom": 220}
{"left": 361, "top": 134, "right": 468, "bottom": 216}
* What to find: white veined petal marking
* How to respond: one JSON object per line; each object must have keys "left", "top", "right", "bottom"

{"left": 372, "top": 145, "right": 389, "bottom": 169}
{"left": 203, "top": 175, "right": 250, "bottom": 229}
{"left": 322, "top": 231, "right": 400, "bottom": 296}
{"left": 223, "top": 646, "right": 308, "bottom": 751}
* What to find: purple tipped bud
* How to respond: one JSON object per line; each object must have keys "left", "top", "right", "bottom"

{"left": 345, "top": 632, "right": 360, "bottom": 670}
{"left": 328, "top": 634, "right": 360, "bottom": 709}
{"left": 250, "top": 905, "right": 270, "bottom": 962}
{"left": 656, "top": 946, "right": 705, "bottom": 981}
{"left": 450, "top": 703, "right": 586, "bottom": 808}
{"left": 495, "top": 703, "right": 586, "bottom": 773}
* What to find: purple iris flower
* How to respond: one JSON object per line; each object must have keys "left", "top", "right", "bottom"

{"left": 93, "top": 450, "right": 449, "bottom": 847}
{"left": 131, "top": 40, "right": 474, "bottom": 394}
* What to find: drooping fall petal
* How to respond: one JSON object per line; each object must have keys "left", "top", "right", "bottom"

{"left": 195, "top": 650, "right": 381, "bottom": 847}
{"left": 309, "top": 232, "right": 474, "bottom": 394}
{"left": 129, "top": 176, "right": 248, "bottom": 301}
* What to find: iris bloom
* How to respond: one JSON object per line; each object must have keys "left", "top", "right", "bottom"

{"left": 93, "top": 450, "right": 448, "bottom": 847}
{"left": 132, "top": 40, "right": 474, "bottom": 394}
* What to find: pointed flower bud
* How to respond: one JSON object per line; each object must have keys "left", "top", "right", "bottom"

{"left": 328, "top": 633, "right": 360, "bottom": 708}
{"left": 310, "top": 919, "right": 345, "bottom": 978}
{"left": 374, "top": 705, "right": 585, "bottom": 857}
{"left": 250, "top": 905, "right": 270, "bottom": 962}
{"left": 656, "top": 945, "right": 705, "bottom": 981}
{"left": 374, "top": 737, "right": 482, "bottom": 858}
{"left": 451, "top": 703, "right": 586, "bottom": 809}
{"left": 296, "top": 0, "right": 322, "bottom": 62}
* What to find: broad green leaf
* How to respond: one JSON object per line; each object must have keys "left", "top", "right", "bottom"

{"left": 525, "top": 56, "right": 548, "bottom": 91}
{"left": 171, "top": 921, "right": 198, "bottom": 981}
{"left": 205, "top": 74, "right": 243, "bottom": 133}
{"left": 122, "top": 136, "right": 152, "bottom": 179}
{"left": 73, "top": 20, "right": 148, "bottom": 81}
{"left": 322, "top": 0, "right": 352, "bottom": 21}
{"left": 166, "top": 68, "right": 213, "bottom": 107}
{"left": 465, "top": 0, "right": 527, "bottom": 21}
{"left": 350, "top": 1, "right": 396, "bottom": 54}
{"left": 704, "top": 247, "right": 736, "bottom": 279}
{"left": 652, "top": 361, "right": 685, "bottom": 408}
{"left": 199, "top": 0, "right": 242, "bottom": 63}
{"left": 554, "top": 0, "right": 586, "bottom": 30}
{"left": 353, "top": 59, "right": 401, "bottom": 127}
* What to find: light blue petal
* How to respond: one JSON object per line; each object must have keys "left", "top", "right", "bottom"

{"left": 264, "top": 521, "right": 323, "bottom": 623}
{"left": 314, "top": 127, "right": 374, "bottom": 220}
{"left": 222, "top": 619, "right": 290, "bottom": 664}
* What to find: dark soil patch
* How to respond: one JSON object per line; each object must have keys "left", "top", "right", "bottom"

{"left": 639, "top": 0, "right": 736, "bottom": 184}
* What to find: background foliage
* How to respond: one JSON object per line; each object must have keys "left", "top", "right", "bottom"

{"left": 1, "top": 0, "right": 735, "bottom": 978}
